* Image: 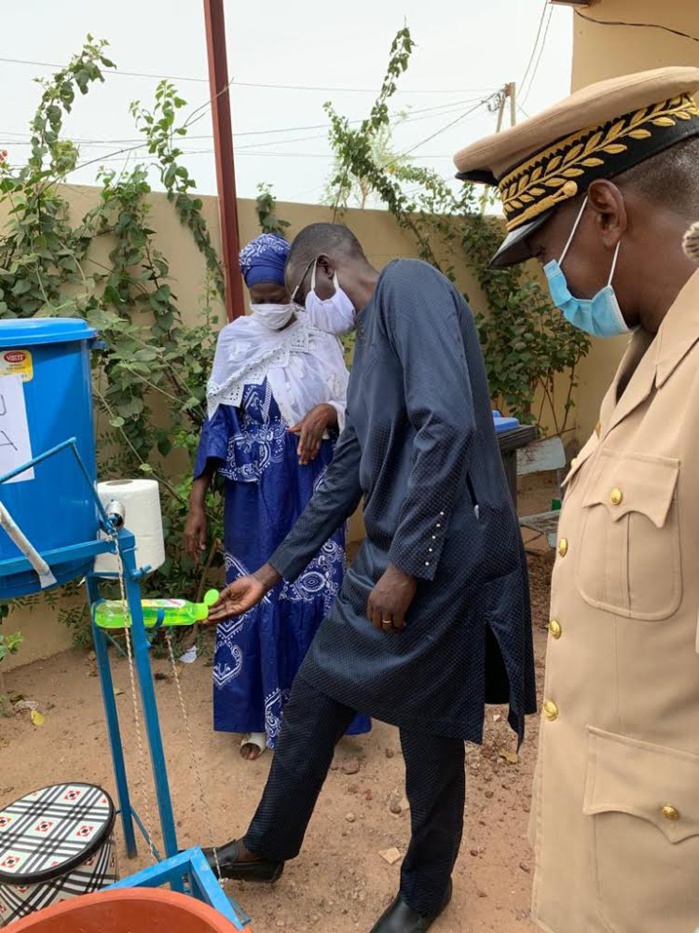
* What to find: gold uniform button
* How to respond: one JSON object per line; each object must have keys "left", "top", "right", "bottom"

{"left": 610, "top": 488, "right": 623, "bottom": 506}
{"left": 558, "top": 538, "right": 569, "bottom": 557}
{"left": 548, "top": 620, "right": 562, "bottom": 639}
{"left": 571, "top": 457, "right": 579, "bottom": 468}
{"left": 661, "top": 805, "right": 680, "bottom": 821}
{"left": 543, "top": 700, "right": 559, "bottom": 721}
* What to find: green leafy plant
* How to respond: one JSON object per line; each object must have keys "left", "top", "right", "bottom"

{"left": 255, "top": 183, "right": 291, "bottom": 237}
{"left": 0, "top": 36, "right": 114, "bottom": 321}
{"left": 323, "top": 110, "right": 414, "bottom": 210}
{"left": 323, "top": 26, "right": 590, "bottom": 433}
{"left": 0, "top": 42, "right": 226, "bottom": 648}
{"left": 0, "top": 630, "right": 22, "bottom": 664}
{"left": 0, "top": 604, "right": 22, "bottom": 711}
{"left": 131, "top": 84, "right": 225, "bottom": 302}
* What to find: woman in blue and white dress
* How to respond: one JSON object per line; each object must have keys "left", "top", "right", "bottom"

{"left": 185, "top": 234, "right": 370, "bottom": 760}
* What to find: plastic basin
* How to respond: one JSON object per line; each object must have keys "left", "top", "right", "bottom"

{"left": 8, "top": 887, "right": 249, "bottom": 932}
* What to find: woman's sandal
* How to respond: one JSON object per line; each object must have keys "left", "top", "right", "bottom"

{"left": 240, "top": 732, "right": 267, "bottom": 760}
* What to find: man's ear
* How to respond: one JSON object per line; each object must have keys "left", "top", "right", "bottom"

{"left": 587, "top": 179, "right": 628, "bottom": 248}
{"left": 316, "top": 253, "right": 335, "bottom": 282}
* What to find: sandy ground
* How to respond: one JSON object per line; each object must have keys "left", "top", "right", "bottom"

{"left": 0, "top": 477, "right": 555, "bottom": 933}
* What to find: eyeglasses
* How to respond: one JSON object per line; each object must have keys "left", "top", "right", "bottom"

{"left": 289, "top": 257, "right": 317, "bottom": 308}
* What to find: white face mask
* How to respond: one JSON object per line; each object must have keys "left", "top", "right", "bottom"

{"left": 250, "top": 302, "right": 295, "bottom": 331}
{"left": 304, "top": 261, "right": 356, "bottom": 335}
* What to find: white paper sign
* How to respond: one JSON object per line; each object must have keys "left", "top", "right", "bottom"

{"left": 0, "top": 375, "right": 34, "bottom": 483}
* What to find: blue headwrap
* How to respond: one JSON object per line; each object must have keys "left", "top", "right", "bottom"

{"left": 239, "top": 233, "right": 290, "bottom": 288}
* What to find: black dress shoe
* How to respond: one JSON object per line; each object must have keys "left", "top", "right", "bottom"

{"left": 203, "top": 839, "right": 284, "bottom": 883}
{"left": 370, "top": 881, "right": 452, "bottom": 932}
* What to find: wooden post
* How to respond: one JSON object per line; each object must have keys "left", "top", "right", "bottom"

{"left": 203, "top": 0, "right": 245, "bottom": 320}
{"left": 480, "top": 87, "right": 509, "bottom": 214}
{"left": 495, "top": 89, "right": 508, "bottom": 135}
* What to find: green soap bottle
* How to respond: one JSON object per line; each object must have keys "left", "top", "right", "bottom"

{"left": 94, "top": 589, "right": 219, "bottom": 630}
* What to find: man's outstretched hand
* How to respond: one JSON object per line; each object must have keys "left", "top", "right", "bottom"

{"left": 206, "top": 564, "right": 282, "bottom": 624}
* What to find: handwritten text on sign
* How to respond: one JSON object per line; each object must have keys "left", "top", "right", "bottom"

{"left": 0, "top": 375, "right": 34, "bottom": 483}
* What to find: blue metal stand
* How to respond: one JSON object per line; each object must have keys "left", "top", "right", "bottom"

{"left": 0, "top": 440, "right": 251, "bottom": 927}
{"left": 108, "top": 847, "right": 250, "bottom": 930}
{"left": 1, "top": 524, "right": 180, "bottom": 863}
{"left": 87, "top": 529, "right": 179, "bottom": 863}
{"left": 0, "top": 440, "right": 180, "bottom": 863}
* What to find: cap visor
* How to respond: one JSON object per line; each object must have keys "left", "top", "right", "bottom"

{"left": 489, "top": 212, "right": 552, "bottom": 268}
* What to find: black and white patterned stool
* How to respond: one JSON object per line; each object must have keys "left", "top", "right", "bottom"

{"left": 0, "top": 783, "right": 118, "bottom": 925}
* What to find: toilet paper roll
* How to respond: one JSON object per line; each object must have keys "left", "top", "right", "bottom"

{"left": 94, "top": 478, "right": 166, "bottom": 575}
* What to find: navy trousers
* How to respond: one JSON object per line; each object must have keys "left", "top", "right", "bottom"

{"left": 243, "top": 676, "right": 465, "bottom": 915}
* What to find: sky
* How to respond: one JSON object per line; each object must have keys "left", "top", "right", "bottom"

{"left": 0, "top": 0, "right": 574, "bottom": 206}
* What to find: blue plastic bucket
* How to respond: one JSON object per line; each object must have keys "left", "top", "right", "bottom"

{"left": 0, "top": 319, "right": 98, "bottom": 598}
{"left": 492, "top": 410, "right": 521, "bottom": 434}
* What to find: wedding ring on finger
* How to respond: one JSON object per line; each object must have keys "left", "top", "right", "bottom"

{"left": 382, "top": 619, "right": 393, "bottom": 630}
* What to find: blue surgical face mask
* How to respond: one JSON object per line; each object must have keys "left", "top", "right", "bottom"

{"left": 543, "top": 197, "right": 631, "bottom": 339}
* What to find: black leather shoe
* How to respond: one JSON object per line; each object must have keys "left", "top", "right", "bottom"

{"left": 369, "top": 880, "right": 452, "bottom": 932}
{"left": 203, "top": 839, "right": 284, "bottom": 883}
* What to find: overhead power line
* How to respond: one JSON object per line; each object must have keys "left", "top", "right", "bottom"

{"left": 0, "top": 55, "right": 499, "bottom": 94}
{"left": 574, "top": 10, "right": 699, "bottom": 44}
{"left": 519, "top": 0, "right": 550, "bottom": 94}
{"left": 401, "top": 95, "right": 494, "bottom": 156}
{"left": 0, "top": 97, "right": 486, "bottom": 154}
{"left": 521, "top": 4, "right": 553, "bottom": 105}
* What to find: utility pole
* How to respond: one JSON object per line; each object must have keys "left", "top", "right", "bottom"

{"left": 480, "top": 85, "right": 510, "bottom": 214}
{"left": 203, "top": 0, "right": 245, "bottom": 321}
{"left": 509, "top": 81, "right": 517, "bottom": 128}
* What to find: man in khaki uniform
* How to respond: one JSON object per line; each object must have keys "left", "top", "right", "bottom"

{"left": 454, "top": 67, "right": 699, "bottom": 933}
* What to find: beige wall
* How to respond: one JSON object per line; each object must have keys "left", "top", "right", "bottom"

{"left": 570, "top": 0, "right": 699, "bottom": 441}
{"left": 63, "top": 187, "right": 487, "bottom": 323}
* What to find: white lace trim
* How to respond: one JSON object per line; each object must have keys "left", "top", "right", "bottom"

{"left": 206, "top": 316, "right": 348, "bottom": 427}
{"left": 207, "top": 320, "right": 314, "bottom": 418}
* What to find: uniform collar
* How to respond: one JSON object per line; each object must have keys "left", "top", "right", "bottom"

{"left": 598, "top": 268, "right": 699, "bottom": 439}
{"left": 654, "top": 267, "right": 699, "bottom": 387}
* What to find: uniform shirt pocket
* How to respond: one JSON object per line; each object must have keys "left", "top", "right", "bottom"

{"left": 576, "top": 450, "right": 681, "bottom": 620}
{"left": 583, "top": 727, "right": 699, "bottom": 932}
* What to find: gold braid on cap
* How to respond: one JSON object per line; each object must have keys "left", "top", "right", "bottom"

{"left": 499, "top": 94, "right": 699, "bottom": 233}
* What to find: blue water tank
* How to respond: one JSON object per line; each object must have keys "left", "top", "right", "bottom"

{"left": 0, "top": 319, "right": 98, "bottom": 598}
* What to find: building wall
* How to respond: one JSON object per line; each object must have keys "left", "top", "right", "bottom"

{"left": 570, "top": 0, "right": 699, "bottom": 442}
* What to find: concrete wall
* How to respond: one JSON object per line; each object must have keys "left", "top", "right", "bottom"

{"left": 570, "top": 0, "right": 699, "bottom": 442}
{"left": 66, "top": 188, "right": 487, "bottom": 329}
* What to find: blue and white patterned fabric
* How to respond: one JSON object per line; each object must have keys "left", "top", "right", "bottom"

{"left": 195, "top": 381, "right": 370, "bottom": 746}
{"left": 238, "top": 234, "right": 289, "bottom": 288}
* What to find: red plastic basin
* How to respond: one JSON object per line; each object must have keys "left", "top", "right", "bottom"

{"left": 9, "top": 887, "right": 250, "bottom": 932}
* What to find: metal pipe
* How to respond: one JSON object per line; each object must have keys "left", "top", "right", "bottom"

{"left": 0, "top": 501, "right": 56, "bottom": 588}
{"left": 0, "top": 436, "right": 77, "bottom": 484}
{"left": 0, "top": 437, "right": 113, "bottom": 530}
{"left": 203, "top": 0, "right": 245, "bottom": 321}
